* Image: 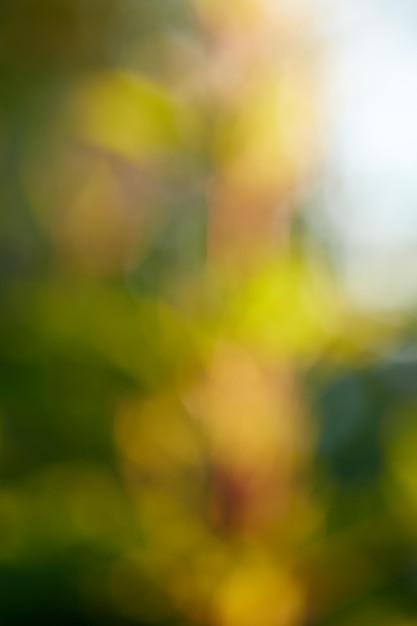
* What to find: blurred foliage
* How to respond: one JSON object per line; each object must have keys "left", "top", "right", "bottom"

{"left": 0, "top": 1, "right": 417, "bottom": 625}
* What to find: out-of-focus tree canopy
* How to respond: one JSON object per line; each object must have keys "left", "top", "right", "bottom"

{"left": 0, "top": 1, "right": 416, "bottom": 625}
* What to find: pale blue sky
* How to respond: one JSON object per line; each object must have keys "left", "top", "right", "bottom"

{"left": 316, "top": 0, "right": 417, "bottom": 309}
